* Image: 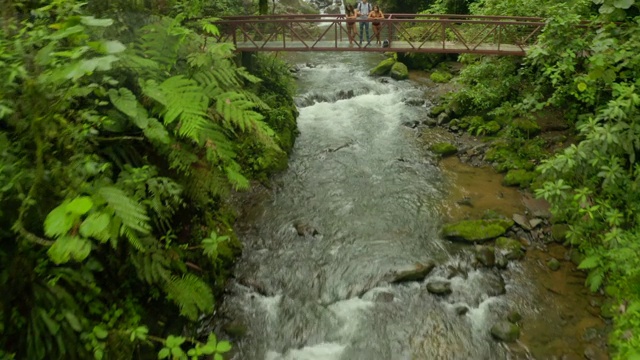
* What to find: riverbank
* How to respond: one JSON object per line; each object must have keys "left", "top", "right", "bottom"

{"left": 414, "top": 65, "right": 611, "bottom": 359}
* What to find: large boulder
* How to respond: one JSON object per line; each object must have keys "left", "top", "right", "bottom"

{"left": 390, "top": 61, "right": 409, "bottom": 80}
{"left": 369, "top": 57, "right": 396, "bottom": 76}
{"left": 385, "top": 262, "right": 436, "bottom": 283}
{"left": 441, "top": 219, "right": 514, "bottom": 243}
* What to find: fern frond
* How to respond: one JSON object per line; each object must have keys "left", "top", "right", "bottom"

{"left": 131, "top": 250, "right": 171, "bottom": 284}
{"left": 120, "top": 225, "right": 146, "bottom": 251}
{"left": 165, "top": 274, "right": 214, "bottom": 321}
{"left": 97, "top": 186, "right": 151, "bottom": 235}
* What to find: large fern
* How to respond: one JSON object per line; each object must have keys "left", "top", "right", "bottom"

{"left": 165, "top": 274, "right": 215, "bottom": 321}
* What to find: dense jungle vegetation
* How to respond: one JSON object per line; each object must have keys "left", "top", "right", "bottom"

{"left": 0, "top": 0, "right": 298, "bottom": 359}
{"left": 411, "top": 0, "right": 640, "bottom": 357}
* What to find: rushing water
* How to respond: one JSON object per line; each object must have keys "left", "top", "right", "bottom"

{"left": 222, "top": 52, "right": 527, "bottom": 360}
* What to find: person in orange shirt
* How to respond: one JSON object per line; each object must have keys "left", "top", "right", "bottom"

{"left": 368, "top": 5, "right": 384, "bottom": 45}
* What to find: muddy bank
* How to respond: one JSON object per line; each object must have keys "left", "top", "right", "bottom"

{"left": 414, "top": 69, "right": 611, "bottom": 359}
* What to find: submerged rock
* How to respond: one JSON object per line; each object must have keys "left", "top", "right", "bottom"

{"left": 293, "top": 221, "right": 318, "bottom": 237}
{"left": 547, "top": 258, "right": 561, "bottom": 271}
{"left": 426, "top": 280, "right": 452, "bottom": 295}
{"left": 491, "top": 320, "right": 520, "bottom": 342}
{"left": 386, "top": 262, "right": 436, "bottom": 283}
{"left": 475, "top": 246, "right": 495, "bottom": 267}
{"left": 441, "top": 219, "right": 514, "bottom": 243}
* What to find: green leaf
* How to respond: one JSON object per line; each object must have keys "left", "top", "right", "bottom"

{"left": 578, "top": 255, "right": 600, "bottom": 269}
{"left": 93, "top": 326, "right": 108, "bottom": 339}
{"left": 47, "top": 236, "right": 92, "bottom": 264}
{"left": 79, "top": 212, "right": 111, "bottom": 242}
{"left": 216, "top": 341, "right": 232, "bottom": 353}
{"left": 577, "top": 82, "right": 587, "bottom": 92}
{"left": 103, "top": 40, "right": 126, "bottom": 54}
{"left": 44, "top": 203, "right": 75, "bottom": 237}
{"left": 214, "top": 353, "right": 223, "bottom": 360}
{"left": 166, "top": 335, "right": 186, "bottom": 348}
{"left": 46, "top": 25, "right": 85, "bottom": 40}
{"left": 66, "top": 196, "right": 94, "bottom": 215}
{"left": 108, "top": 88, "right": 149, "bottom": 129}
{"left": 613, "top": 0, "right": 634, "bottom": 8}
{"left": 94, "top": 348, "right": 104, "bottom": 360}
{"left": 158, "top": 348, "right": 170, "bottom": 359}
{"left": 64, "top": 311, "right": 82, "bottom": 332}
{"left": 598, "top": 3, "right": 615, "bottom": 13}
{"left": 81, "top": 16, "right": 114, "bottom": 27}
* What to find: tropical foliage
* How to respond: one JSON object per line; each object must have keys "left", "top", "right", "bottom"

{"left": 421, "top": 0, "right": 640, "bottom": 357}
{"left": 0, "top": 0, "right": 297, "bottom": 359}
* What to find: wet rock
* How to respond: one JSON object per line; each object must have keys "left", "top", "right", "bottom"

{"left": 600, "top": 298, "right": 616, "bottom": 319}
{"left": 490, "top": 320, "right": 520, "bottom": 342}
{"left": 512, "top": 213, "right": 532, "bottom": 231}
{"left": 507, "top": 311, "right": 522, "bottom": 323}
{"left": 387, "top": 262, "right": 436, "bottom": 283}
{"left": 237, "top": 277, "right": 270, "bottom": 296}
{"left": 429, "top": 105, "right": 446, "bottom": 117}
{"left": 336, "top": 89, "right": 355, "bottom": 100}
{"left": 426, "top": 280, "right": 452, "bottom": 295}
{"left": 441, "top": 219, "right": 514, "bottom": 243}
{"left": 551, "top": 224, "right": 570, "bottom": 243}
{"left": 582, "top": 327, "right": 599, "bottom": 342}
{"left": 455, "top": 305, "right": 469, "bottom": 315}
{"left": 390, "top": 61, "right": 409, "bottom": 80}
{"left": 423, "top": 117, "right": 438, "bottom": 127}
{"left": 445, "top": 263, "right": 469, "bottom": 279}
{"left": 436, "top": 112, "right": 450, "bottom": 125}
{"left": 547, "top": 258, "right": 561, "bottom": 271}
{"left": 584, "top": 345, "right": 608, "bottom": 360}
{"left": 405, "top": 98, "right": 426, "bottom": 106}
{"left": 370, "top": 57, "right": 396, "bottom": 76}
{"left": 429, "top": 142, "right": 458, "bottom": 157}
{"left": 495, "top": 237, "right": 525, "bottom": 260}
{"left": 567, "top": 249, "right": 584, "bottom": 266}
{"left": 529, "top": 218, "right": 544, "bottom": 229}
{"left": 402, "top": 120, "right": 420, "bottom": 129}
{"left": 495, "top": 255, "right": 509, "bottom": 269}
{"left": 293, "top": 221, "right": 318, "bottom": 237}
{"left": 223, "top": 320, "right": 248, "bottom": 338}
{"left": 485, "top": 273, "right": 506, "bottom": 296}
{"left": 456, "top": 197, "right": 473, "bottom": 207}
{"left": 374, "top": 291, "right": 395, "bottom": 303}
{"left": 475, "top": 246, "right": 495, "bottom": 267}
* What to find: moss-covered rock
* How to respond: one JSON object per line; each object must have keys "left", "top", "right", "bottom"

{"left": 502, "top": 169, "right": 536, "bottom": 187}
{"left": 369, "top": 57, "right": 396, "bottom": 76}
{"left": 430, "top": 70, "right": 453, "bottom": 83}
{"left": 429, "top": 105, "right": 446, "bottom": 117}
{"left": 491, "top": 321, "right": 520, "bottom": 342}
{"left": 442, "top": 219, "right": 514, "bottom": 243}
{"left": 551, "top": 224, "right": 570, "bottom": 243}
{"left": 390, "top": 61, "right": 409, "bottom": 80}
{"left": 512, "top": 118, "right": 541, "bottom": 137}
{"left": 429, "top": 142, "right": 458, "bottom": 156}
{"left": 495, "top": 237, "right": 524, "bottom": 260}
{"left": 547, "top": 258, "right": 561, "bottom": 271}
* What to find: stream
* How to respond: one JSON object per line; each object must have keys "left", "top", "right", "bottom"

{"left": 219, "top": 52, "right": 609, "bottom": 360}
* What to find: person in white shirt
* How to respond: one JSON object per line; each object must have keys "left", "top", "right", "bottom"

{"left": 357, "top": 0, "right": 372, "bottom": 44}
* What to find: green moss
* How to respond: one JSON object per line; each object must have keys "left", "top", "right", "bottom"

{"left": 430, "top": 105, "right": 446, "bottom": 117}
{"left": 390, "top": 61, "right": 409, "bottom": 80}
{"left": 370, "top": 57, "right": 396, "bottom": 76}
{"left": 430, "top": 70, "right": 453, "bottom": 83}
{"left": 503, "top": 169, "right": 536, "bottom": 187}
{"left": 429, "top": 142, "right": 458, "bottom": 156}
{"left": 495, "top": 237, "right": 524, "bottom": 260}
{"left": 511, "top": 118, "right": 541, "bottom": 137}
{"left": 442, "top": 219, "right": 514, "bottom": 243}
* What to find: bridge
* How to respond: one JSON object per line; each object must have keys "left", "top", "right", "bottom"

{"left": 212, "top": 14, "right": 546, "bottom": 56}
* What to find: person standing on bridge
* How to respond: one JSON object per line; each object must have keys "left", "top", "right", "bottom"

{"left": 357, "top": 0, "right": 372, "bottom": 45}
{"left": 368, "top": 5, "right": 384, "bottom": 45}
{"left": 346, "top": 4, "right": 359, "bottom": 46}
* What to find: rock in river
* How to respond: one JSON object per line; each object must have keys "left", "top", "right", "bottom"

{"left": 441, "top": 219, "right": 514, "bottom": 243}
{"left": 426, "top": 280, "right": 452, "bottom": 295}
{"left": 386, "top": 262, "right": 436, "bottom": 283}
{"left": 490, "top": 320, "right": 520, "bottom": 342}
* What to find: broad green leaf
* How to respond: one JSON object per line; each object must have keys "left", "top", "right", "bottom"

{"left": 108, "top": 88, "right": 149, "bottom": 129}
{"left": 103, "top": 40, "right": 126, "bottom": 54}
{"left": 166, "top": 335, "right": 186, "bottom": 348}
{"left": 80, "top": 16, "right": 114, "bottom": 27}
{"left": 94, "top": 348, "right": 104, "bottom": 360}
{"left": 64, "top": 311, "right": 82, "bottom": 332}
{"left": 158, "top": 348, "right": 170, "bottom": 359}
{"left": 613, "top": 0, "right": 634, "bottom": 8}
{"left": 214, "top": 353, "right": 223, "bottom": 360}
{"left": 216, "top": 341, "right": 232, "bottom": 352}
{"left": 44, "top": 203, "right": 74, "bottom": 238}
{"left": 578, "top": 255, "right": 600, "bottom": 269}
{"left": 67, "top": 196, "right": 93, "bottom": 215}
{"left": 577, "top": 82, "right": 587, "bottom": 92}
{"left": 45, "top": 25, "right": 85, "bottom": 40}
{"left": 93, "top": 325, "right": 108, "bottom": 339}
{"left": 47, "top": 236, "right": 92, "bottom": 264}
{"left": 79, "top": 212, "right": 111, "bottom": 242}
{"left": 598, "top": 3, "right": 615, "bottom": 13}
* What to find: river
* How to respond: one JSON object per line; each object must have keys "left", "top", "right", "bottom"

{"left": 219, "top": 52, "right": 608, "bottom": 360}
